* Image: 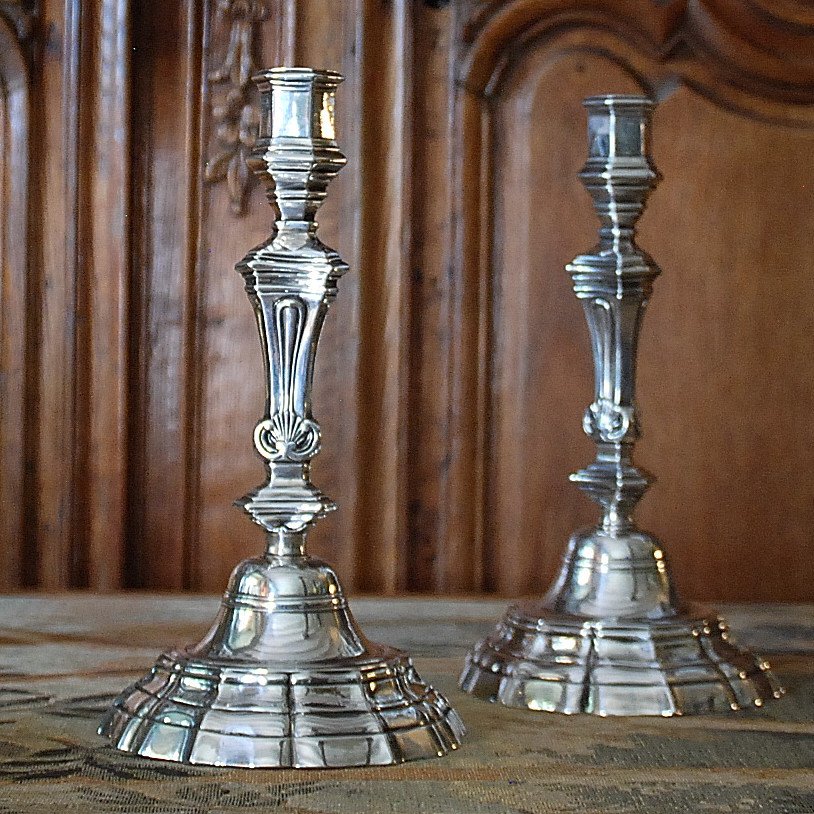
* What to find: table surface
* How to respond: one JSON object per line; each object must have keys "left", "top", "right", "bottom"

{"left": 1, "top": 595, "right": 813, "bottom": 814}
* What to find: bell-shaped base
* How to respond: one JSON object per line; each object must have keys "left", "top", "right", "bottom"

{"left": 100, "top": 556, "right": 464, "bottom": 767}
{"left": 460, "top": 603, "right": 783, "bottom": 716}
{"left": 460, "top": 527, "right": 783, "bottom": 716}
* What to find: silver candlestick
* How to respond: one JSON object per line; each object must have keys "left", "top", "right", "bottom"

{"left": 100, "top": 67, "right": 464, "bottom": 766}
{"left": 460, "top": 95, "right": 783, "bottom": 716}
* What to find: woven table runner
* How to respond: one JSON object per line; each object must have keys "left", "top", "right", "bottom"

{"left": 0, "top": 596, "right": 812, "bottom": 813}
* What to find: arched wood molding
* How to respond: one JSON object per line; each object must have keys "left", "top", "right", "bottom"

{"left": 0, "top": 12, "right": 30, "bottom": 586}
{"left": 442, "top": 0, "right": 814, "bottom": 592}
{"left": 457, "top": 1, "right": 814, "bottom": 122}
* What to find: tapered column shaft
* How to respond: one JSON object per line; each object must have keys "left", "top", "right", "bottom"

{"left": 568, "top": 96, "right": 660, "bottom": 534}
{"left": 235, "top": 68, "right": 348, "bottom": 549}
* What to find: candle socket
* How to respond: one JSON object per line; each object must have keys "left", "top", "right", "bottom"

{"left": 459, "top": 96, "right": 783, "bottom": 716}
{"left": 99, "top": 68, "right": 463, "bottom": 766}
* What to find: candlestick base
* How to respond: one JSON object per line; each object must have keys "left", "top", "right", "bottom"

{"left": 100, "top": 556, "right": 464, "bottom": 766}
{"left": 460, "top": 602, "right": 783, "bottom": 716}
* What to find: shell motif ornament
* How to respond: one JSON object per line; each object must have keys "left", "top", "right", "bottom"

{"left": 583, "top": 398, "right": 635, "bottom": 443}
{"left": 254, "top": 411, "right": 321, "bottom": 462}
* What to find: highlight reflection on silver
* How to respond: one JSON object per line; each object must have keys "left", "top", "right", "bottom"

{"left": 99, "top": 68, "right": 464, "bottom": 767}
{"left": 460, "top": 95, "right": 783, "bottom": 717}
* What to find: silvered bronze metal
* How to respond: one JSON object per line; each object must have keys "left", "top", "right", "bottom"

{"left": 100, "top": 67, "right": 464, "bottom": 767}
{"left": 460, "top": 95, "right": 783, "bottom": 716}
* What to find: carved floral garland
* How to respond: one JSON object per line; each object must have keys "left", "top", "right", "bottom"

{"left": 0, "top": 0, "right": 36, "bottom": 45}
{"left": 205, "top": 0, "right": 268, "bottom": 216}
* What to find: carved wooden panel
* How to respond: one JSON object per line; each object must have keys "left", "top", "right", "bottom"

{"left": 28, "top": 0, "right": 131, "bottom": 589}
{"left": 0, "top": 3, "right": 32, "bottom": 588}
{"left": 7, "top": 0, "right": 814, "bottom": 600}
{"left": 447, "top": 1, "right": 814, "bottom": 600}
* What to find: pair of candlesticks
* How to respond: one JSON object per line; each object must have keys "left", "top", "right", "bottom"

{"left": 98, "top": 68, "right": 783, "bottom": 768}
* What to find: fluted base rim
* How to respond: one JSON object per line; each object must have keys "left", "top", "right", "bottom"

{"left": 459, "top": 603, "right": 784, "bottom": 716}
{"left": 100, "top": 648, "right": 464, "bottom": 768}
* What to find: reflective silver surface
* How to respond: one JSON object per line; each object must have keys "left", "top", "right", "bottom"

{"left": 460, "top": 95, "right": 783, "bottom": 716}
{"left": 100, "top": 68, "right": 464, "bottom": 766}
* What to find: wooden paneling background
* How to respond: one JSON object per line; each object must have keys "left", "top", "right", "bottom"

{"left": 2, "top": 0, "right": 814, "bottom": 599}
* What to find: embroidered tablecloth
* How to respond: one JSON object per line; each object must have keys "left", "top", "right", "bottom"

{"left": 0, "top": 595, "right": 812, "bottom": 813}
